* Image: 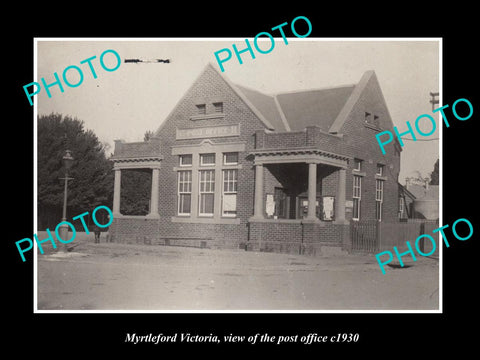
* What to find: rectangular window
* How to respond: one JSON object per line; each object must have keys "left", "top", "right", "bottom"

{"left": 365, "top": 112, "right": 371, "bottom": 123}
{"left": 177, "top": 171, "right": 192, "bottom": 215}
{"left": 376, "top": 164, "right": 385, "bottom": 176}
{"left": 213, "top": 102, "right": 224, "bottom": 113}
{"left": 199, "top": 170, "right": 215, "bottom": 215}
{"left": 376, "top": 179, "right": 384, "bottom": 221}
{"left": 222, "top": 169, "right": 238, "bottom": 217}
{"left": 353, "top": 158, "right": 362, "bottom": 171}
{"left": 179, "top": 154, "right": 192, "bottom": 167}
{"left": 353, "top": 175, "right": 362, "bottom": 220}
{"left": 223, "top": 152, "right": 238, "bottom": 165}
{"left": 196, "top": 104, "right": 206, "bottom": 115}
{"left": 399, "top": 197, "right": 405, "bottom": 219}
{"left": 200, "top": 153, "right": 215, "bottom": 166}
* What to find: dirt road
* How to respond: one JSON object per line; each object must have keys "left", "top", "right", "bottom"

{"left": 36, "top": 234, "right": 439, "bottom": 311}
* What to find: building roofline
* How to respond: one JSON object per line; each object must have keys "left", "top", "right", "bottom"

{"left": 209, "top": 63, "right": 275, "bottom": 130}
{"left": 329, "top": 70, "right": 375, "bottom": 134}
{"left": 272, "top": 83, "right": 357, "bottom": 97}
{"left": 398, "top": 183, "right": 417, "bottom": 199}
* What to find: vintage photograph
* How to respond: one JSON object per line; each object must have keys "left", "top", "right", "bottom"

{"left": 34, "top": 39, "right": 440, "bottom": 311}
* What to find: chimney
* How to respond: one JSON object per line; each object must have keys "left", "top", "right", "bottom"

{"left": 114, "top": 139, "right": 125, "bottom": 155}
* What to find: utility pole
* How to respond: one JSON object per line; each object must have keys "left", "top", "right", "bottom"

{"left": 430, "top": 92, "right": 439, "bottom": 111}
{"left": 124, "top": 58, "right": 171, "bottom": 64}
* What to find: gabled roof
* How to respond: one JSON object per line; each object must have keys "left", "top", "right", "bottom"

{"left": 231, "top": 70, "right": 379, "bottom": 134}
{"left": 234, "top": 84, "right": 289, "bottom": 132}
{"left": 156, "top": 64, "right": 388, "bottom": 137}
{"left": 274, "top": 85, "right": 355, "bottom": 132}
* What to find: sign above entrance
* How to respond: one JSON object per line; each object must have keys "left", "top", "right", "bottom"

{"left": 176, "top": 124, "right": 241, "bottom": 140}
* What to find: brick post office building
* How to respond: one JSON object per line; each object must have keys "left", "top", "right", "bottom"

{"left": 108, "top": 64, "right": 402, "bottom": 254}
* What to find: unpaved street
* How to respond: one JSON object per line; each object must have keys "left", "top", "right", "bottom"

{"left": 36, "top": 234, "right": 439, "bottom": 311}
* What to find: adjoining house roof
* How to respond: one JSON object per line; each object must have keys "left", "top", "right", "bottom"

{"left": 399, "top": 183, "right": 417, "bottom": 200}
{"left": 406, "top": 184, "right": 439, "bottom": 201}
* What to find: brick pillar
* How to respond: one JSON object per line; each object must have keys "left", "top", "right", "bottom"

{"left": 335, "top": 168, "right": 346, "bottom": 222}
{"left": 113, "top": 168, "right": 121, "bottom": 216}
{"left": 252, "top": 163, "right": 264, "bottom": 219}
{"left": 306, "top": 162, "right": 317, "bottom": 220}
{"left": 148, "top": 168, "right": 160, "bottom": 217}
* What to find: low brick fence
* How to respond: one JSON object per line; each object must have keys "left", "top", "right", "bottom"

{"left": 246, "top": 220, "right": 350, "bottom": 255}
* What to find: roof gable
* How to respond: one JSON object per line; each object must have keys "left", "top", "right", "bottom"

{"left": 155, "top": 66, "right": 394, "bottom": 137}
{"left": 329, "top": 70, "right": 376, "bottom": 134}
{"left": 155, "top": 63, "right": 275, "bottom": 136}
{"left": 209, "top": 64, "right": 276, "bottom": 130}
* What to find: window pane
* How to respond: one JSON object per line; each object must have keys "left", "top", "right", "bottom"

{"left": 365, "top": 112, "right": 371, "bottom": 123}
{"left": 179, "top": 194, "right": 191, "bottom": 214}
{"left": 376, "top": 180, "right": 384, "bottom": 201}
{"left": 196, "top": 104, "right": 206, "bottom": 115}
{"left": 180, "top": 154, "right": 192, "bottom": 166}
{"left": 376, "top": 201, "right": 382, "bottom": 220}
{"left": 223, "top": 194, "right": 237, "bottom": 213}
{"left": 353, "top": 176, "right": 361, "bottom": 198}
{"left": 353, "top": 198, "right": 360, "bottom": 219}
{"left": 213, "top": 102, "right": 223, "bottom": 113}
{"left": 377, "top": 164, "right": 384, "bottom": 176}
{"left": 354, "top": 159, "right": 362, "bottom": 171}
{"left": 201, "top": 153, "right": 215, "bottom": 165}
{"left": 178, "top": 171, "right": 192, "bottom": 214}
{"left": 224, "top": 152, "right": 238, "bottom": 164}
{"left": 201, "top": 194, "right": 214, "bottom": 214}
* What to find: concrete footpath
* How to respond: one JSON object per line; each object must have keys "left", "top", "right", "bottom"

{"left": 36, "top": 232, "right": 440, "bottom": 311}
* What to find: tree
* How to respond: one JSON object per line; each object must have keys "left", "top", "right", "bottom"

{"left": 429, "top": 159, "right": 439, "bottom": 185}
{"left": 120, "top": 169, "right": 151, "bottom": 215}
{"left": 144, "top": 130, "right": 154, "bottom": 142}
{"left": 37, "top": 113, "right": 113, "bottom": 230}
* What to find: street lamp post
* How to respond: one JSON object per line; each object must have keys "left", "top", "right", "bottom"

{"left": 58, "top": 150, "right": 74, "bottom": 251}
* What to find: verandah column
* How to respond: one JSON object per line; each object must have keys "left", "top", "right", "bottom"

{"left": 335, "top": 168, "right": 346, "bottom": 222}
{"left": 306, "top": 162, "right": 318, "bottom": 220}
{"left": 253, "top": 163, "right": 264, "bottom": 219}
{"left": 149, "top": 167, "right": 160, "bottom": 217}
{"left": 113, "top": 168, "right": 121, "bottom": 216}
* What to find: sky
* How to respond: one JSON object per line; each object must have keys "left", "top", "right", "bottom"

{"left": 36, "top": 38, "right": 440, "bottom": 184}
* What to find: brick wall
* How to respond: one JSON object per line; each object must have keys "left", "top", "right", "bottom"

{"left": 248, "top": 220, "right": 349, "bottom": 255}
{"left": 109, "top": 66, "right": 401, "bottom": 252}
{"left": 263, "top": 130, "right": 306, "bottom": 149}
{"left": 113, "top": 138, "right": 161, "bottom": 158}
{"left": 111, "top": 64, "right": 267, "bottom": 246}
{"left": 340, "top": 73, "right": 401, "bottom": 223}
{"left": 109, "top": 217, "right": 159, "bottom": 244}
